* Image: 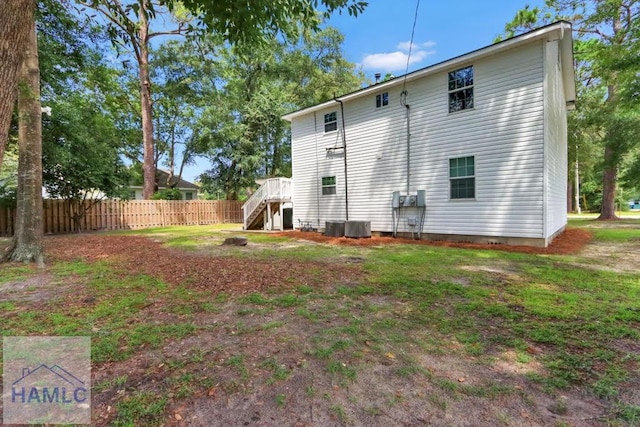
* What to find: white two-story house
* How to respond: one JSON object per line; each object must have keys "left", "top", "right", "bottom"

{"left": 283, "top": 21, "right": 575, "bottom": 247}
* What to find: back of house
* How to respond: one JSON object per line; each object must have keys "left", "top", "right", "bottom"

{"left": 283, "top": 22, "right": 575, "bottom": 247}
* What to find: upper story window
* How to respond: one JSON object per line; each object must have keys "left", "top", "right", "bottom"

{"left": 448, "top": 66, "right": 474, "bottom": 113}
{"left": 376, "top": 92, "right": 389, "bottom": 108}
{"left": 324, "top": 112, "right": 337, "bottom": 132}
{"left": 449, "top": 156, "right": 475, "bottom": 199}
{"left": 322, "top": 176, "right": 337, "bottom": 195}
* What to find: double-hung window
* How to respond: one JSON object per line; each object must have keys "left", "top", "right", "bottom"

{"left": 322, "top": 176, "right": 336, "bottom": 195}
{"left": 449, "top": 156, "right": 475, "bottom": 199}
{"left": 324, "top": 112, "right": 337, "bottom": 132}
{"left": 448, "top": 66, "right": 474, "bottom": 113}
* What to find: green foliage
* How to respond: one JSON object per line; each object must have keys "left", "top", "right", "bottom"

{"left": 171, "top": 0, "right": 367, "bottom": 47}
{"left": 41, "top": 92, "right": 132, "bottom": 201}
{"left": 196, "top": 27, "right": 365, "bottom": 199}
{"left": 151, "top": 188, "right": 182, "bottom": 200}
{"left": 37, "top": 0, "right": 133, "bottom": 204}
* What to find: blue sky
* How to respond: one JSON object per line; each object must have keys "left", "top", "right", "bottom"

{"left": 328, "top": 0, "right": 545, "bottom": 77}
{"left": 183, "top": 0, "right": 545, "bottom": 183}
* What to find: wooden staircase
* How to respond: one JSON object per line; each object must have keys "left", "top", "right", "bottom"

{"left": 243, "top": 178, "right": 292, "bottom": 230}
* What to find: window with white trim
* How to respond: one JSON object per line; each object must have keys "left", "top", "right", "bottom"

{"left": 449, "top": 156, "right": 475, "bottom": 199}
{"left": 375, "top": 92, "right": 389, "bottom": 108}
{"left": 322, "top": 176, "right": 336, "bottom": 195}
{"left": 324, "top": 112, "right": 337, "bottom": 132}
{"left": 185, "top": 192, "right": 193, "bottom": 200}
{"left": 448, "top": 66, "right": 474, "bottom": 113}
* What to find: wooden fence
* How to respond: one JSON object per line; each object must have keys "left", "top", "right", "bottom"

{"left": 0, "top": 199, "right": 244, "bottom": 236}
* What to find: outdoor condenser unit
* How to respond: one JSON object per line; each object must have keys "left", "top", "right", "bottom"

{"left": 325, "top": 221, "right": 345, "bottom": 237}
{"left": 344, "top": 220, "right": 371, "bottom": 238}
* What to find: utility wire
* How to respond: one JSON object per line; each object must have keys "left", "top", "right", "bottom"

{"left": 401, "top": 0, "right": 421, "bottom": 105}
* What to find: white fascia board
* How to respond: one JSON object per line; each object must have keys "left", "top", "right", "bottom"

{"left": 559, "top": 24, "right": 577, "bottom": 107}
{"left": 282, "top": 21, "right": 573, "bottom": 122}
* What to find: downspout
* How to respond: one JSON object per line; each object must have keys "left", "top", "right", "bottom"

{"left": 313, "top": 112, "right": 321, "bottom": 226}
{"left": 335, "top": 97, "right": 349, "bottom": 220}
{"left": 401, "top": 90, "right": 411, "bottom": 192}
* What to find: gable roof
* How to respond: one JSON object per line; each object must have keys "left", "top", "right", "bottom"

{"left": 129, "top": 169, "right": 199, "bottom": 190}
{"left": 155, "top": 170, "right": 199, "bottom": 190}
{"left": 283, "top": 21, "right": 575, "bottom": 121}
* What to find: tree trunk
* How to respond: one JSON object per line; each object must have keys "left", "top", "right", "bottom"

{"left": 0, "top": 0, "right": 35, "bottom": 170}
{"left": 597, "top": 10, "right": 623, "bottom": 221}
{"left": 598, "top": 142, "right": 619, "bottom": 220}
{"left": 139, "top": 0, "right": 155, "bottom": 199}
{"left": 4, "top": 17, "right": 44, "bottom": 265}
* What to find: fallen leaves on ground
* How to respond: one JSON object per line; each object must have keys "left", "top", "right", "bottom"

{"left": 44, "top": 234, "right": 362, "bottom": 294}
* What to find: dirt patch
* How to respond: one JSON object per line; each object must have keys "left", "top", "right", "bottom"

{"left": 577, "top": 240, "right": 640, "bottom": 273}
{"left": 273, "top": 227, "right": 593, "bottom": 255}
{"left": 0, "top": 273, "right": 56, "bottom": 302}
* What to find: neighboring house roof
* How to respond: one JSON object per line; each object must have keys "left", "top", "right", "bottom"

{"left": 130, "top": 169, "right": 199, "bottom": 190}
{"left": 283, "top": 21, "right": 575, "bottom": 121}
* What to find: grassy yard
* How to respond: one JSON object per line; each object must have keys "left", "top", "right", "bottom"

{"left": 0, "top": 219, "right": 639, "bottom": 426}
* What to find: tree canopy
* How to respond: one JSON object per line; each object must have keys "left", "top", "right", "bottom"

{"left": 499, "top": 0, "right": 640, "bottom": 217}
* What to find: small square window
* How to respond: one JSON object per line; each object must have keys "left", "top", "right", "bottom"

{"left": 324, "top": 112, "right": 337, "bottom": 132}
{"left": 449, "top": 156, "right": 475, "bottom": 199}
{"left": 376, "top": 92, "right": 389, "bottom": 108}
{"left": 448, "top": 66, "right": 474, "bottom": 113}
{"left": 185, "top": 192, "right": 193, "bottom": 200}
{"left": 322, "top": 176, "right": 336, "bottom": 195}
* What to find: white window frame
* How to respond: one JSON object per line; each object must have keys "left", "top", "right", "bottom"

{"left": 321, "top": 176, "right": 337, "bottom": 196}
{"left": 449, "top": 156, "right": 475, "bottom": 200}
{"left": 448, "top": 66, "right": 474, "bottom": 113}
{"left": 324, "top": 112, "right": 337, "bottom": 133}
{"left": 375, "top": 92, "right": 389, "bottom": 108}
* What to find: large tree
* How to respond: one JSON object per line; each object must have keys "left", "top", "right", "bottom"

{"left": 77, "top": 0, "right": 366, "bottom": 199}
{"left": 150, "top": 39, "right": 211, "bottom": 186}
{"left": 0, "top": 0, "right": 36, "bottom": 170}
{"left": 499, "top": 1, "right": 640, "bottom": 219}
{"left": 75, "top": 0, "right": 192, "bottom": 199}
{"left": 4, "top": 13, "right": 44, "bottom": 264}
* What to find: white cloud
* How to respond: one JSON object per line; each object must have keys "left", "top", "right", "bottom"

{"left": 396, "top": 40, "right": 436, "bottom": 51}
{"left": 361, "top": 40, "right": 436, "bottom": 73}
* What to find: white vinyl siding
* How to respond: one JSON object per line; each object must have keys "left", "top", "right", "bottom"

{"left": 544, "top": 39, "right": 568, "bottom": 240}
{"left": 291, "top": 109, "right": 346, "bottom": 229}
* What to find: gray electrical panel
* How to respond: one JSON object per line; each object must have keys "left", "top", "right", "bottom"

{"left": 391, "top": 189, "right": 427, "bottom": 239}
{"left": 392, "top": 191, "right": 400, "bottom": 208}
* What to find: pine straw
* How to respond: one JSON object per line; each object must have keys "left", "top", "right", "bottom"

{"left": 273, "top": 227, "right": 592, "bottom": 255}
